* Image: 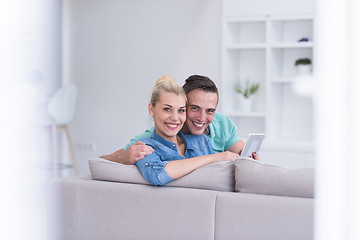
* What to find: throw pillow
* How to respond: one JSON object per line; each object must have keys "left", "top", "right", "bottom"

{"left": 234, "top": 157, "right": 314, "bottom": 198}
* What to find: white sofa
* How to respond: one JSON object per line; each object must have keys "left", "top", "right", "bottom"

{"left": 48, "top": 158, "right": 314, "bottom": 240}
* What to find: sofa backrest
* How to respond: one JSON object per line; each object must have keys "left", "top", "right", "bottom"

{"left": 89, "top": 158, "right": 235, "bottom": 192}
{"left": 89, "top": 157, "right": 315, "bottom": 198}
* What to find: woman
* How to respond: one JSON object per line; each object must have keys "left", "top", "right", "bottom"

{"left": 135, "top": 75, "right": 239, "bottom": 186}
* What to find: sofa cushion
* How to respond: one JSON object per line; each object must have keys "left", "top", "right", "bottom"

{"left": 89, "top": 158, "right": 235, "bottom": 192}
{"left": 234, "top": 157, "right": 314, "bottom": 198}
{"left": 51, "top": 175, "right": 219, "bottom": 240}
{"left": 215, "top": 191, "right": 314, "bottom": 240}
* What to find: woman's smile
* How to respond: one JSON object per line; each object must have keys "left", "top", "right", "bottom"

{"left": 164, "top": 122, "right": 181, "bottom": 130}
{"left": 149, "top": 92, "right": 186, "bottom": 142}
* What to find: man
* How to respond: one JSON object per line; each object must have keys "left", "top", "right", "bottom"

{"left": 100, "top": 75, "right": 258, "bottom": 164}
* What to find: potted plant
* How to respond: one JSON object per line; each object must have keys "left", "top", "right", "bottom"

{"left": 234, "top": 80, "right": 259, "bottom": 112}
{"left": 295, "top": 58, "right": 312, "bottom": 76}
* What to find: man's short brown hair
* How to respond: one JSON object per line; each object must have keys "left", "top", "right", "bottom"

{"left": 182, "top": 75, "right": 219, "bottom": 99}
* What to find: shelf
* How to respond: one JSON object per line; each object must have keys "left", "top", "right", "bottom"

{"left": 222, "top": 13, "right": 314, "bottom": 150}
{"left": 269, "top": 15, "right": 314, "bottom": 21}
{"left": 270, "top": 77, "right": 294, "bottom": 83}
{"left": 269, "top": 47, "right": 313, "bottom": 80}
{"left": 226, "top": 43, "right": 266, "bottom": 49}
{"left": 270, "top": 75, "right": 313, "bottom": 84}
{"left": 237, "top": 138, "right": 314, "bottom": 152}
{"left": 224, "top": 19, "right": 266, "bottom": 45}
{"left": 270, "top": 42, "right": 313, "bottom": 48}
{"left": 261, "top": 139, "right": 315, "bottom": 152}
{"left": 225, "top": 111, "right": 266, "bottom": 117}
{"left": 224, "top": 17, "right": 267, "bottom": 23}
{"left": 222, "top": 2, "right": 316, "bottom": 168}
{"left": 226, "top": 42, "right": 313, "bottom": 49}
{"left": 268, "top": 17, "right": 313, "bottom": 44}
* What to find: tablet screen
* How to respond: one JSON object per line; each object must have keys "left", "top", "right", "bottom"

{"left": 240, "top": 133, "right": 265, "bottom": 157}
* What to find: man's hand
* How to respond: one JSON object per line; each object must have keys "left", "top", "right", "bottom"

{"left": 252, "top": 152, "right": 259, "bottom": 160}
{"left": 100, "top": 141, "right": 154, "bottom": 165}
{"left": 124, "top": 141, "right": 154, "bottom": 163}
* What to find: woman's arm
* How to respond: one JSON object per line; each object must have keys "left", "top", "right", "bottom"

{"left": 165, "top": 151, "right": 239, "bottom": 180}
{"left": 136, "top": 135, "right": 239, "bottom": 186}
{"left": 136, "top": 150, "right": 238, "bottom": 186}
{"left": 135, "top": 152, "right": 174, "bottom": 186}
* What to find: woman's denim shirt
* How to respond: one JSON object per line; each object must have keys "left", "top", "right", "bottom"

{"left": 135, "top": 131, "right": 214, "bottom": 186}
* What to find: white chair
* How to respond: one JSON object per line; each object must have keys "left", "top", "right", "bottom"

{"left": 48, "top": 83, "right": 78, "bottom": 177}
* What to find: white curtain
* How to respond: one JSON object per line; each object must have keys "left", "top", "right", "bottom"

{"left": 315, "top": 0, "right": 360, "bottom": 239}
{"left": 0, "top": 0, "right": 61, "bottom": 239}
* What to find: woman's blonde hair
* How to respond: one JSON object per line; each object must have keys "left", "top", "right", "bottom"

{"left": 150, "top": 75, "right": 186, "bottom": 106}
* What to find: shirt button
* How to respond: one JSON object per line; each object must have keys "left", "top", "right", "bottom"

{"left": 145, "top": 162, "right": 149, "bottom": 166}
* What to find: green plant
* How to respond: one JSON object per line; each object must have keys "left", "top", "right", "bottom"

{"left": 295, "top": 58, "right": 312, "bottom": 66}
{"left": 234, "top": 80, "right": 259, "bottom": 99}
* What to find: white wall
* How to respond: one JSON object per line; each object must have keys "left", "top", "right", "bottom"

{"left": 63, "top": 0, "right": 222, "bottom": 174}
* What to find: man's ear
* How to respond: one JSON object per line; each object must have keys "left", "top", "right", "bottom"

{"left": 148, "top": 103, "right": 154, "bottom": 116}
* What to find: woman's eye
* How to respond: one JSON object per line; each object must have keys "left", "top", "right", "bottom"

{"left": 163, "top": 108, "right": 171, "bottom": 111}
{"left": 179, "top": 109, "right": 186, "bottom": 113}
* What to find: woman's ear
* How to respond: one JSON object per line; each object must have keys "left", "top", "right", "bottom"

{"left": 148, "top": 103, "right": 154, "bottom": 116}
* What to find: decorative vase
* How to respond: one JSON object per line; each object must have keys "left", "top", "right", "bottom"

{"left": 296, "top": 65, "right": 312, "bottom": 76}
{"left": 238, "top": 95, "right": 253, "bottom": 112}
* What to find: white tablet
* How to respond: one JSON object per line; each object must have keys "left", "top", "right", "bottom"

{"left": 240, "top": 133, "right": 265, "bottom": 157}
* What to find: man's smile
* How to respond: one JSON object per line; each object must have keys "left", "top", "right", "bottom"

{"left": 192, "top": 121, "right": 206, "bottom": 128}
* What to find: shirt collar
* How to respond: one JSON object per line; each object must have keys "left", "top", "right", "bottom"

{"left": 179, "top": 131, "right": 195, "bottom": 151}
{"left": 208, "top": 121, "right": 215, "bottom": 139}
{"left": 152, "top": 130, "right": 188, "bottom": 150}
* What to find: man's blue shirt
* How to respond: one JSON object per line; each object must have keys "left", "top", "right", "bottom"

{"left": 135, "top": 131, "right": 214, "bottom": 186}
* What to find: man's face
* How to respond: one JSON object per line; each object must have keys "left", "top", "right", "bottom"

{"left": 184, "top": 89, "right": 218, "bottom": 135}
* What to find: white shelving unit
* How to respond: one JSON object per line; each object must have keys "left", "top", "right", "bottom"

{"left": 221, "top": 14, "right": 315, "bottom": 168}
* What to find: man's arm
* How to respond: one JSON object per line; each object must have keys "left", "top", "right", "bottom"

{"left": 217, "top": 113, "right": 259, "bottom": 160}
{"left": 100, "top": 128, "right": 155, "bottom": 165}
{"left": 226, "top": 139, "right": 245, "bottom": 154}
{"left": 100, "top": 141, "right": 154, "bottom": 165}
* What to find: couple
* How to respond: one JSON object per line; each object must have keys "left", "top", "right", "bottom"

{"left": 101, "top": 75, "right": 259, "bottom": 186}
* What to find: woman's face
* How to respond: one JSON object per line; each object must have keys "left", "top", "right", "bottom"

{"left": 149, "top": 92, "right": 186, "bottom": 142}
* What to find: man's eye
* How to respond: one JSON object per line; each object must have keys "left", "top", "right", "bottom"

{"left": 207, "top": 109, "right": 215, "bottom": 114}
{"left": 191, "top": 107, "right": 199, "bottom": 111}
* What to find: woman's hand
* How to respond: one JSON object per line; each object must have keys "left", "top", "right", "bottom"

{"left": 212, "top": 151, "right": 240, "bottom": 162}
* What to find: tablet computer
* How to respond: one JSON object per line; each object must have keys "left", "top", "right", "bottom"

{"left": 240, "top": 133, "right": 265, "bottom": 157}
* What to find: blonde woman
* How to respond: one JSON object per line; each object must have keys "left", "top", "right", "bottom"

{"left": 135, "top": 76, "right": 239, "bottom": 186}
